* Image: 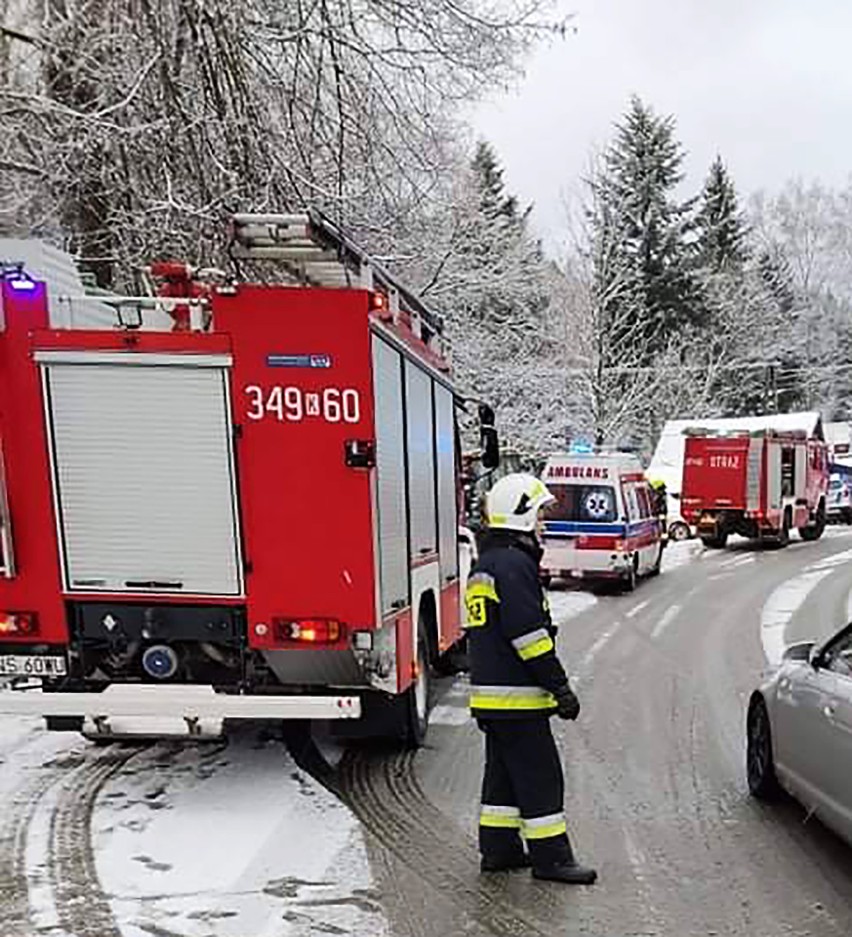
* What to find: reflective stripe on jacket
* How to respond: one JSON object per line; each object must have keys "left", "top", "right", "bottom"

{"left": 465, "top": 530, "right": 570, "bottom": 719}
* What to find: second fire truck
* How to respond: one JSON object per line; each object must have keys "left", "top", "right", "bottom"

{"left": 681, "top": 424, "right": 828, "bottom": 548}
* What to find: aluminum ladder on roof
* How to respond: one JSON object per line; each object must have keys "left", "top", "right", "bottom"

{"left": 228, "top": 211, "right": 444, "bottom": 340}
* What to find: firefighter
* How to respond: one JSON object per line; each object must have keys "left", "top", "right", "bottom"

{"left": 465, "top": 473, "right": 597, "bottom": 885}
{"left": 648, "top": 477, "right": 668, "bottom": 545}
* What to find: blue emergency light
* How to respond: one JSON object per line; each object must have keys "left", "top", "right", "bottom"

{"left": 569, "top": 439, "right": 595, "bottom": 454}
{"left": 1, "top": 263, "right": 37, "bottom": 290}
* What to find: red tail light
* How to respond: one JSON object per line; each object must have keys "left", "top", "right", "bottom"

{"left": 0, "top": 612, "right": 38, "bottom": 635}
{"left": 273, "top": 618, "right": 342, "bottom": 644}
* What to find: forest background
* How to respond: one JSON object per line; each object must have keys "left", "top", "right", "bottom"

{"left": 3, "top": 0, "right": 850, "bottom": 456}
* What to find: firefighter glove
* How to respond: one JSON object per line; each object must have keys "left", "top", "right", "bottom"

{"left": 554, "top": 684, "right": 580, "bottom": 721}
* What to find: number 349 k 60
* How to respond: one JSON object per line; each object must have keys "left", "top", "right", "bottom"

{"left": 245, "top": 385, "right": 362, "bottom": 424}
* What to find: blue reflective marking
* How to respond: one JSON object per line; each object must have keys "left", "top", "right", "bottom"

{"left": 544, "top": 522, "right": 626, "bottom": 535}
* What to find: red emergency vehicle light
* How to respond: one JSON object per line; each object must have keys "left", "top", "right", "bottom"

{"left": 0, "top": 612, "right": 38, "bottom": 636}
{"left": 273, "top": 618, "right": 342, "bottom": 644}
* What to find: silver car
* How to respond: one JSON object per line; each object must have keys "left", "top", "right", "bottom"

{"left": 747, "top": 624, "right": 852, "bottom": 845}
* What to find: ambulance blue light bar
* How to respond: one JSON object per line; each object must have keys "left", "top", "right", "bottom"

{"left": 569, "top": 439, "right": 595, "bottom": 454}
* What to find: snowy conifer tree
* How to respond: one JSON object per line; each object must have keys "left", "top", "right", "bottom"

{"left": 589, "top": 97, "right": 699, "bottom": 357}
{"left": 390, "top": 142, "right": 561, "bottom": 454}
{"left": 695, "top": 156, "right": 748, "bottom": 273}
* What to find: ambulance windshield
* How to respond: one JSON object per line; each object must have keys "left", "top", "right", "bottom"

{"left": 544, "top": 484, "right": 618, "bottom": 523}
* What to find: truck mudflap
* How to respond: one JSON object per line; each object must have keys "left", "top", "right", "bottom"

{"left": 0, "top": 684, "right": 362, "bottom": 732}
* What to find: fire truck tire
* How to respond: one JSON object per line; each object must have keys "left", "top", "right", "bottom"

{"left": 799, "top": 502, "right": 826, "bottom": 542}
{"left": 773, "top": 512, "right": 791, "bottom": 548}
{"left": 701, "top": 533, "right": 728, "bottom": 549}
{"left": 403, "top": 625, "right": 431, "bottom": 748}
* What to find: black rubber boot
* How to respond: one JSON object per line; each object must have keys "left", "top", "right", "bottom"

{"left": 532, "top": 860, "right": 597, "bottom": 885}
{"left": 481, "top": 853, "right": 531, "bottom": 873}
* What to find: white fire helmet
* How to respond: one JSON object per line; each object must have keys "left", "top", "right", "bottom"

{"left": 486, "top": 473, "right": 556, "bottom": 533}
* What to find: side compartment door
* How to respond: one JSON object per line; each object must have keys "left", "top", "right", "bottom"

{"left": 371, "top": 337, "right": 409, "bottom": 616}
{"left": 434, "top": 383, "right": 459, "bottom": 644}
{"left": 405, "top": 364, "right": 437, "bottom": 563}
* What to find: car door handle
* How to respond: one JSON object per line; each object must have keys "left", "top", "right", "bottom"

{"left": 823, "top": 704, "right": 836, "bottom": 719}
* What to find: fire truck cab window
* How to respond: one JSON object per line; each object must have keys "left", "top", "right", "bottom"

{"left": 781, "top": 447, "right": 795, "bottom": 498}
{"left": 545, "top": 485, "right": 617, "bottom": 523}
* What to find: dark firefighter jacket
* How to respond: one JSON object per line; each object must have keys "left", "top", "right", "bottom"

{"left": 465, "top": 529, "right": 571, "bottom": 719}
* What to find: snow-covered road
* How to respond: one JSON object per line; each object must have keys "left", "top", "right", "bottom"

{"left": 0, "top": 534, "right": 733, "bottom": 937}
{"left": 0, "top": 721, "right": 386, "bottom": 937}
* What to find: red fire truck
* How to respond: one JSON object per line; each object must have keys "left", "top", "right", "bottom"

{"left": 0, "top": 213, "right": 491, "bottom": 745}
{"left": 681, "top": 426, "right": 828, "bottom": 548}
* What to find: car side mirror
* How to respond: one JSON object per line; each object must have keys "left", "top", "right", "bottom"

{"left": 809, "top": 644, "right": 823, "bottom": 668}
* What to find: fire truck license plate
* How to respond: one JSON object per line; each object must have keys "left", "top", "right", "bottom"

{"left": 0, "top": 655, "right": 67, "bottom": 677}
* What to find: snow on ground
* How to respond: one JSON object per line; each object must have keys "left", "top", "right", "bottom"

{"left": 0, "top": 722, "right": 387, "bottom": 937}
{"left": 661, "top": 538, "right": 704, "bottom": 572}
{"left": 760, "top": 539, "right": 852, "bottom": 667}
{"left": 92, "top": 733, "right": 387, "bottom": 937}
{"left": 547, "top": 589, "right": 598, "bottom": 626}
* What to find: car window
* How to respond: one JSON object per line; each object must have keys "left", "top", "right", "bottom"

{"left": 823, "top": 629, "right": 852, "bottom": 678}
{"left": 636, "top": 486, "right": 652, "bottom": 519}
{"left": 622, "top": 484, "right": 639, "bottom": 522}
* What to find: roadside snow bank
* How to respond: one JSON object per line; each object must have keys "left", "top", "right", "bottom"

{"left": 662, "top": 538, "right": 703, "bottom": 572}
{"left": 93, "top": 733, "right": 387, "bottom": 937}
{"left": 547, "top": 589, "right": 598, "bottom": 626}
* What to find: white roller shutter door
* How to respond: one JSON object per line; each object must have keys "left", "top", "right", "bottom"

{"left": 44, "top": 358, "right": 242, "bottom": 596}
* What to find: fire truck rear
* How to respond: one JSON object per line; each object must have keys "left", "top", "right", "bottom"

{"left": 0, "top": 214, "right": 486, "bottom": 745}
{"left": 680, "top": 428, "right": 828, "bottom": 548}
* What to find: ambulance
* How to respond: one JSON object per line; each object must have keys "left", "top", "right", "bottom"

{"left": 540, "top": 449, "right": 663, "bottom": 590}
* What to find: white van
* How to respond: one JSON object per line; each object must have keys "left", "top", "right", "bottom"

{"left": 541, "top": 451, "right": 664, "bottom": 591}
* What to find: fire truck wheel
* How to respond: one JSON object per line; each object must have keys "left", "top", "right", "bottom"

{"left": 404, "top": 623, "right": 431, "bottom": 748}
{"left": 701, "top": 532, "right": 728, "bottom": 549}
{"left": 799, "top": 502, "right": 826, "bottom": 542}
{"left": 773, "top": 512, "right": 791, "bottom": 548}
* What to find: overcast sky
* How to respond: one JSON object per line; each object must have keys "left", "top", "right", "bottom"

{"left": 473, "top": 0, "right": 852, "bottom": 251}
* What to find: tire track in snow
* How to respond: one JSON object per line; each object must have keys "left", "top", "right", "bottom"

{"left": 47, "top": 746, "right": 142, "bottom": 937}
{"left": 0, "top": 758, "right": 77, "bottom": 936}
{"left": 336, "top": 747, "right": 562, "bottom": 937}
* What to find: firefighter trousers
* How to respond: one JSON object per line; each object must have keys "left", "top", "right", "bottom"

{"left": 478, "top": 717, "right": 572, "bottom": 868}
